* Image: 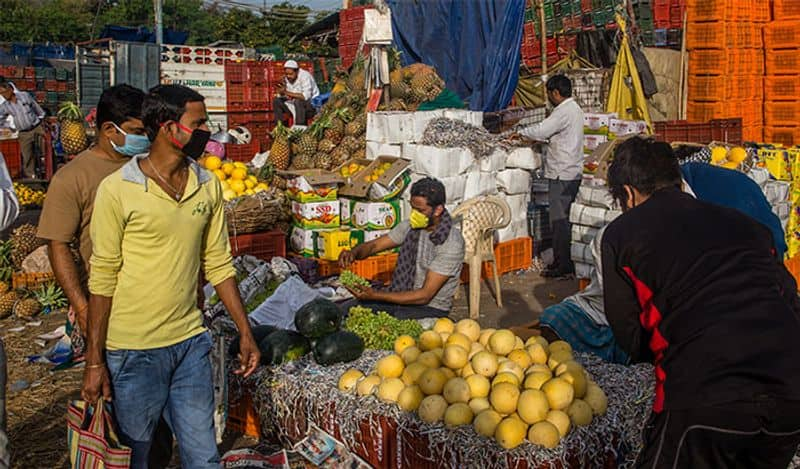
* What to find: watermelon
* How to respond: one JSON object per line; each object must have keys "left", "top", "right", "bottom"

{"left": 294, "top": 298, "right": 342, "bottom": 339}
{"left": 259, "top": 330, "right": 310, "bottom": 366}
{"left": 228, "top": 324, "right": 277, "bottom": 355}
{"left": 313, "top": 330, "right": 364, "bottom": 366}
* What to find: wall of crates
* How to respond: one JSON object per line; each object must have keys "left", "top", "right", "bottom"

{"left": 520, "top": 0, "right": 686, "bottom": 73}
{"left": 0, "top": 65, "right": 76, "bottom": 115}
{"left": 338, "top": 5, "right": 373, "bottom": 69}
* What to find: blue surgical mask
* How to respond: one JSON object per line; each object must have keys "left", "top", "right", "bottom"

{"left": 111, "top": 123, "right": 151, "bottom": 156}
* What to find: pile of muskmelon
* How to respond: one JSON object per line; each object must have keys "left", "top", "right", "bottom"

{"left": 337, "top": 318, "right": 608, "bottom": 450}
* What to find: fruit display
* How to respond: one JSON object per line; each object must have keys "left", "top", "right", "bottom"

{"left": 272, "top": 58, "right": 446, "bottom": 172}
{"left": 339, "top": 270, "right": 370, "bottom": 288}
{"left": 198, "top": 155, "right": 270, "bottom": 201}
{"left": 13, "top": 183, "right": 45, "bottom": 207}
{"left": 258, "top": 329, "right": 311, "bottom": 366}
{"left": 339, "top": 162, "right": 367, "bottom": 178}
{"left": 294, "top": 298, "right": 344, "bottom": 339}
{"left": 364, "top": 162, "right": 392, "bottom": 183}
{"left": 337, "top": 318, "right": 608, "bottom": 450}
{"left": 33, "top": 281, "right": 67, "bottom": 314}
{"left": 710, "top": 145, "right": 748, "bottom": 170}
{"left": 9, "top": 224, "right": 45, "bottom": 269}
{"left": 57, "top": 102, "right": 88, "bottom": 155}
{"left": 344, "top": 306, "right": 424, "bottom": 350}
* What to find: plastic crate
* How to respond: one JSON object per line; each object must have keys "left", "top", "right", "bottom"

{"left": 687, "top": 0, "right": 742, "bottom": 22}
{"left": 226, "top": 83, "right": 247, "bottom": 112}
{"left": 227, "top": 390, "right": 260, "bottom": 437}
{"left": 224, "top": 141, "right": 261, "bottom": 163}
{"left": 764, "top": 21, "right": 800, "bottom": 50}
{"left": 766, "top": 49, "right": 800, "bottom": 75}
{"left": 491, "top": 237, "right": 533, "bottom": 277}
{"left": 686, "top": 22, "right": 759, "bottom": 49}
{"left": 710, "top": 118, "right": 743, "bottom": 144}
{"left": 688, "top": 75, "right": 760, "bottom": 101}
{"left": 774, "top": 0, "right": 800, "bottom": 20}
{"left": 765, "top": 101, "right": 800, "bottom": 128}
{"left": 317, "top": 253, "right": 399, "bottom": 284}
{"left": 224, "top": 62, "right": 248, "bottom": 83}
{"left": 765, "top": 76, "right": 800, "bottom": 101}
{"left": 0, "top": 139, "right": 21, "bottom": 179}
{"left": 229, "top": 230, "right": 286, "bottom": 261}
{"left": 246, "top": 62, "right": 268, "bottom": 84}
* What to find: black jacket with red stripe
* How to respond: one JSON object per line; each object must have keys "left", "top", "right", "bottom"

{"left": 601, "top": 188, "right": 800, "bottom": 412}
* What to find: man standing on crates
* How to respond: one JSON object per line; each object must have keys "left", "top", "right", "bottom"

{"left": 514, "top": 75, "right": 584, "bottom": 278}
{"left": 0, "top": 76, "right": 46, "bottom": 178}
{"left": 273, "top": 60, "right": 319, "bottom": 126}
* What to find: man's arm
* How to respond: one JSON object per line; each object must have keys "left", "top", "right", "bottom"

{"left": 29, "top": 95, "right": 45, "bottom": 121}
{"left": 0, "top": 156, "right": 18, "bottom": 231}
{"left": 367, "top": 270, "right": 450, "bottom": 305}
{"left": 49, "top": 241, "right": 88, "bottom": 329}
{"left": 212, "top": 278, "right": 258, "bottom": 375}
{"left": 518, "top": 109, "right": 565, "bottom": 142}
{"left": 601, "top": 236, "right": 651, "bottom": 363}
{"left": 339, "top": 235, "right": 400, "bottom": 267}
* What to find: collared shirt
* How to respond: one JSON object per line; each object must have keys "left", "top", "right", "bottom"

{"left": 0, "top": 90, "right": 44, "bottom": 131}
{"left": 285, "top": 69, "right": 320, "bottom": 101}
{"left": 519, "top": 97, "right": 584, "bottom": 181}
{"left": 0, "top": 155, "right": 19, "bottom": 231}
{"left": 89, "top": 155, "right": 235, "bottom": 350}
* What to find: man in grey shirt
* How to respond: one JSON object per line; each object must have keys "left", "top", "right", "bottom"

{"left": 0, "top": 77, "right": 46, "bottom": 178}
{"left": 516, "top": 75, "right": 584, "bottom": 277}
{"left": 340, "top": 178, "right": 465, "bottom": 319}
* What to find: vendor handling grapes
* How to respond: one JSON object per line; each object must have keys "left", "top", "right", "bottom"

{"left": 339, "top": 178, "right": 465, "bottom": 320}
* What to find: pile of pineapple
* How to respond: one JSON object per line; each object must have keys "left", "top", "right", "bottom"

{"left": 338, "top": 318, "right": 608, "bottom": 451}
{"left": 198, "top": 155, "right": 270, "bottom": 202}
{"left": 13, "top": 182, "right": 45, "bottom": 207}
{"left": 0, "top": 226, "right": 68, "bottom": 320}
{"left": 57, "top": 102, "right": 89, "bottom": 156}
{"left": 268, "top": 59, "right": 445, "bottom": 172}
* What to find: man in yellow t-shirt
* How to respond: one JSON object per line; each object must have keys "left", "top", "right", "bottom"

{"left": 81, "top": 85, "right": 260, "bottom": 468}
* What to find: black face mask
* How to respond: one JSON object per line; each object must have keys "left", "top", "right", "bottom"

{"left": 181, "top": 128, "right": 211, "bottom": 160}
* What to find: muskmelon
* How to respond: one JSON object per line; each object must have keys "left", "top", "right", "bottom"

{"left": 488, "top": 330, "right": 516, "bottom": 355}
{"left": 398, "top": 385, "right": 424, "bottom": 411}
{"left": 417, "top": 351, "right": 441, "bottom": 369}
{"left": 473, "top": 409, "right": 502, "bottom": 437}
{"left": 516, "top": 389, "right": 550, "bottom": 424}
{"left": 490, "top": 382, "right": 520, "bottom": 415}
{"left": 566, "top": 399, "right": 593, "bottom": 426}
{"left": 495, "top": 417, "right": 527, "bottom": 449}
{"left": 584, "top": 382, "right": 608, "bottom": 415}
{"left": 471, "top": 351, "right": 499, "bottom": 377}
{"left": 357, "top": 375, "right": 381, "bottom": 396}
{"left": 542, "top": 377, "right": 574, "bottom": 411}
{"left": 444, "top": 403, "right": 474, "bottom": 427}
{"left": 528, "top": 421, "right": 560, "bottom": 449}
{"left": 418, "top": 395, "right": 448, "bottom": 423}
{"left": 419, "top": 330, "right": 443, "bottom": 351}
{"left": 443, "top": 377, "right": 471, "bottom": 404}
{"left": 401, "top": 346, "right": 421, "bottom": 365}
{"left": 338, "top": 368, "right": 364, "bottom": 392}
{"left": 546, "top": 409, "right": 571, "bottom": 438}
{"left": 433, "top": 317, "right": 455, "bottom": 334}
{"left": 394, "top": 335, "right": 416, "bottom": 355}
{"left": 418, "top": 368, "right": 447, "bottom": 395}
{"left": 455, "top": 319, "right": 481, "bottom": 342}
{"left": 376, "top": 354, "right": 405, "bottom": 379}
{"left": 466, "top": 374, "right": 491, "bottom": 398}
{"left": 445, "top": 332, "right": 472, "bottom": 351}
{"left": 377, "top": 378, "right": 405, "bottom": 403}
{"left": 469, "top": 397, "right": 492, "bottom": 415}
{"left": 442, "top": 345, "right": 469, "bottom": 370}
{"left": 401, "top": 362, "right": 428, "bottom": 386}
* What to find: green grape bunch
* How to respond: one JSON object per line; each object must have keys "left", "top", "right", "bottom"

{"left": 340, "top": 270, "right": 371, "bottom": 288}
{"left": 345, "top": 306, "right": 423, "bottom": 350}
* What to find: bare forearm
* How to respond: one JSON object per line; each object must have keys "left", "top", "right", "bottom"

{"left": 85, "top": 294, "right": 112, "bottom": 365}
{"left": 372, "top": 289, "right": 432, "bottom": 306}
{"left": 213, "top": 277, "right": 254, "bottom": 339}
{"left": 285, "top": 91, "right": 305, "bottom": 100}
{"left": 48, "top": 242, "right": 88, "bottom": 323}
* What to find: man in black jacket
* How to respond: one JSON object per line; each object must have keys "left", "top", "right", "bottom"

{"left": 602, "top": 137, "right": 800, "bottom": 468}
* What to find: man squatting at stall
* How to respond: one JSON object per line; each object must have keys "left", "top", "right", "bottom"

{"left": 339, "top": 177, "right": 465, "bottom": 320}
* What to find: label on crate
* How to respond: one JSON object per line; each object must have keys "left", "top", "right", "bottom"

{"left": 340, "top": 197, "right": 355, "bottom": 226}
{"left": 584, "top": 112, "right": 617, "bottom": 132}
{"left": 314, "top": 229, "right": 363, "bottom": 261}
{"left": 609, "top": 118, "right": 647, "bottom": 137}
{"left": 290, "top": 227, "right": 318, "bottom": 257}
{"left": 352, "top": 200, "right": 402, "bottom": 230}
{"left": 291, "top": 200, "right": 340, "bottom": 229}
{"left": 583, "top": 134, "right": 608, "bottom": 154}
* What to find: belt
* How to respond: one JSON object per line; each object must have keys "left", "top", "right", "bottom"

{"left": 19, "top": 121, "right": 41, "bottom": 133}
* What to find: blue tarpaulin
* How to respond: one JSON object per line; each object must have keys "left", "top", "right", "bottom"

{"left": 99, "top": 26, "right": 188, "bottom": 45}
{"left": 386, "top": 0, "right": 524, "bottom": 112}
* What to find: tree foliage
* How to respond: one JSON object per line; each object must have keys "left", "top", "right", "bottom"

{"left": 0, "top": 0, "right": 330, "bottom": 52}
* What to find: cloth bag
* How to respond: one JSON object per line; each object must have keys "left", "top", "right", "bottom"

{"left": 67, "top": 399, "right": 131, "bottom": 468}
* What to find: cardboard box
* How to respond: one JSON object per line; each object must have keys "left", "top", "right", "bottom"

{"left": 584, "top": 134, "right": 608, "bottom": 154}
{"left": 442, "top": 109, "right": 484, "bottom": 127}
{"left": 314, "top": 229, "right": 362, "bottom": 261}
{"left": 291, "top": 200, "right": 340, "bottom": 229}
{"left": 506, "top": 193, "right": 531, "bottom": 221}
{"left": 569, "top": 203, "right": 621, "bottom": 228}
{"left": 480, "top": 149, "right": 507, "bottom": 172}
{"left": 584, "top": 112, "right": 617, "bottom": 131}
{"left": 571, "top": 241, "right": 593, "bottom": 264}
{"left": 464, "top": 171, "right": 497, "bottom": 199}
{"left": 609, "top": 118, "right": 648, "bottom": 137}
{"left": 403, "top": 144, "right": 475, "bottom": 178}
{"left": 340, "top": 197, "right": 355, "bottom": 226}
{"left": 339, "top": 156, "right": 411, "bottom": 201}
{"left": 577, "top": 185, "right": 617, "bottom": 210}
{"left": 289, "top": 226, "right": 319, "bottom": 257}
{"left": 366, "top": 141, "right": 402, "bottom": 160}
{"left": 281, "top": 169, "right": 342, "bottom": 202}
{"left": 505, "top": 146, "right": 543, "bottom": 170}
{"left": 409, "top": 172, "right": 468, "bottom": 204}
{"left": 496, "top": 219, "right": 528, "bottom": 243}
{"left": 571, "top": 224, "right": 600, "bottom": 244}
{"left": 496, "top": 169, "right": 532, "bottom": 195}
{"left": 363, "top": 229, "right": 390, "bottom": 243}
{"left": 352, "top": 200, "right": 402, "bottom": 230}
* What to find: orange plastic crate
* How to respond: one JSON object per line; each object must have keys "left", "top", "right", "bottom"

{"left": 766, "top": 49, "right": 800, "bottom": 75}
{"left": 785, "top": 256, "right": 800, "bottom": 291}
{"left": 774, "top": 0, "right": 800, "bottom": 20}
{"left": 460, "top": 237, "right": 533, "bottom": 282}
{"left": 227, "top": 391, "right": 260, "bottom": 437}
{"left": 765, "top": 101, "right": 800, "bottom": 127}
{"left": 742, "top": 126, "right": 763, "bottom": 142}
{"left": 318, "top": 253, "right": 399, "bottom": 285}
{"left": 688, "top": 75, "right": 762, "bottom": 101}
{"left": 765, "top": 76, "right": 800, "bottom": 101}
{"left": 764, "top": 21, "right": 800, "bottom": 50}
{"left": 689, "top": 49, "right": 763, "bottom": 76}
{"left": 686, "top": 22, "right": 761, "bottom": 50}
{"left": 687, "top": 0, "right": 743, "bottom": 22}
{"left": 764, "top": 126, "right": 800, "bottom": 146}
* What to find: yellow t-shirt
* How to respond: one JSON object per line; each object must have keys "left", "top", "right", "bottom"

{"left": 89, "top": 156, "right": 235, "bottom": 350}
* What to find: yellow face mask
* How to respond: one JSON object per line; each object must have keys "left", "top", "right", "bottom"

{"left": 409, "top": 209, "right": 430, "bottom": 229}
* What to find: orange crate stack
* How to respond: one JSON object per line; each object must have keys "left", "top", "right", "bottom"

{"left": 318, "top": 253, "right": 399, "bottom": 285}
{"left": 764, "top": 20, "right": 800, "bottom": 146}
{"left": 227, "top": 390, "right": 260, "bottom": 438}
{"left": 459, "top": 237, "right": 533, "bottom": 282}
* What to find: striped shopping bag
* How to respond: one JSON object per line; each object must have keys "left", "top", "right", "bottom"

{"left": 67, "top": 399, "right": 131, "bottom": 469}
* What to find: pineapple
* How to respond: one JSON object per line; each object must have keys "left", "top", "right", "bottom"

{"left": 33, "top": 281, "right": 68, "bottom": 314}
{"left": 268, "top": 122, "right": 292, "bottom": 171}
{"left": 410, "top": 69, "right": 445, "bottom": 103}
{"left": 331, "top": 147, "right": 350, "bottom": 167}
{"left": 345, "top": 113, "right": 366, "bottom": 137}
{"left": 0, "top": 240, "right": 13, "bottom": 284}
{"left": 314, "top": 152, "right": 335, "bottom": 171}
{"left": 348, "top": 55, "right": 367, "bottom": 91}
{"left": 352, "top": 148, "right": 367, "bottom": 161}
{"left": 14, "top": 297, "right": 41, "bottom": 319}
{"left": 57, "top": 102, "right": 88, "bottom": 155}
{"left": 389, "top": 69, "right": 411, "bottom": 101}
{"left": 10, "top": 224, "right": 45, "bottom": 269}
{"left": 340, "top": 136, "right": 360, "bottom": 154}
{"left": 317, "top": 139, "right": 337, "bottom": 154}
{"left": 0, "top": 281, "right": 8, "bottom": 296}
{"left": 292, "top": 152, "right": 315, "bottom": 170}
{"left": 323, "top": 120, "right": 344, "bottom": 145}
{"left": 297, "top": 132, "right": 318, "bottom": 157}
{"left": 0, "top": 290, "right": 17, "bottom": 319}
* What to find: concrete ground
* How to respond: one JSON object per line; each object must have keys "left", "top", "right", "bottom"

{"left": 449, "top": 268, "right": 579, "bottom": 327}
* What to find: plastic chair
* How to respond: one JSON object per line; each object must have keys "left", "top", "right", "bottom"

{"left": 452, "top": 196, "right": 512, "bottom": 319}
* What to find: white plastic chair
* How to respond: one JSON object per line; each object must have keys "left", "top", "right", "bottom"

{"left": 452, "top": 196, "right": 512, "bottom": 319}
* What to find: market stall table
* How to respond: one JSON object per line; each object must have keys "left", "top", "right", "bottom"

{"left": 228, "top": 351, "right": 655, "bottom": 469}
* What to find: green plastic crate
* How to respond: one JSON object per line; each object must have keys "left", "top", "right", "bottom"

{"left": 55, "top": 68, "right": 68, "bottom": 81}
{"left": 524, "top": 9, "right": 536, "bottom": 22}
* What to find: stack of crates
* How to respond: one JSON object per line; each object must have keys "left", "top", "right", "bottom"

{"left": 338, "top": 5, "right": 373, "bottom": 69}
{"left": 763, "top": 20, "right": 800, "bottom": 146}
{"left": 685, "top": 0, "right": 770, "bottom": 142}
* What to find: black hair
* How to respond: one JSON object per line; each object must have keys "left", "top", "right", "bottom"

{"left": 546, "top": 74, "right": 572, "bottom": 98}
{"left": 410, "top": 177, "right": 446, "bottom": 208}
{"left": 142, "top": 84, "right": 204, "bottom": 141}
{"left": 607, "top": 136, "right": 682, "bottom": 207}
{"left": 0, "top": 76, "right": 10, "bottom": 89}
{"left": 96, "top": 84, "right": 145, "bottom": 128}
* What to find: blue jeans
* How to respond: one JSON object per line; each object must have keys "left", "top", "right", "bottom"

{"left": 106, "top": 331, "right": 220, "bottom": 469}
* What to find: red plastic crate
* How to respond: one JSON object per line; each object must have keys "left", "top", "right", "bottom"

{"left": 246, "top": 62, "right": 268, "bottom": 84}
{"left": 224, "top": 62, "right": 248, "bottom": 83}
{"left": 710, "top": 118, "right": 743, "bottom": 144}
{"left": 0, "top": 139, "right": 21, "bottom": 179}
{"left": 229, "top": 230, "right": 286, "bottom": 261}
{"left": 224, "top": 141, "right": 261, "bottom": 163}
{"left": 23, "top": 67, "right": 34, "bottom": 78}
{"left": 226, "top": 83, "right": 247, "bottom": 112}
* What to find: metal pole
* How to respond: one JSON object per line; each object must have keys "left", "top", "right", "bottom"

{"left": 538, "top": 0, "right": 547, "bottom": 74}
{"left": 154, "top": 0, "right": 163, "bottom": 46}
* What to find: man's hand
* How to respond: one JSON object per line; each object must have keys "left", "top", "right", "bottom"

{"left": 339, "top": 249, "right": 356, "bottom": 268}
{"left": 81, "top": 365, "right": 112, "bottom": 403}
{"left": 346, "top": 283, "right": 378, "bottom": 301}
{"left": 235, "top": 335, "right": 260, "bottom": 377}
{"left": 75, "top": 304, "right": 89, "bottom": 332}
